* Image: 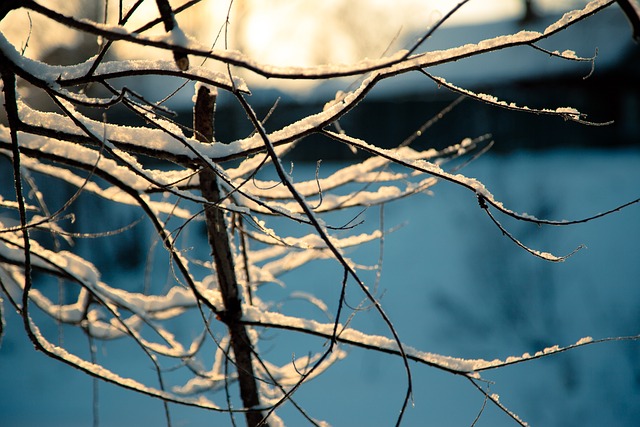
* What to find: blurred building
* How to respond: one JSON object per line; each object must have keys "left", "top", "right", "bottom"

{"left": 207, "top": 5, "right": 640, "bottom": 160}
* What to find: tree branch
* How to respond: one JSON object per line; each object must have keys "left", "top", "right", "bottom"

{"left": 195, "top": 85, "right": 267, "bottom": 427}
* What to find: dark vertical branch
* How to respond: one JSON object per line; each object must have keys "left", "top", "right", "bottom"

{"left": 519, "top": 0, "right": 539, "bottom": 24}
{"left": 236, "top": 215, "right": 254, "bottom": 306}
{"left": 155, "top": 0, "right": 176, "bottom": 32}
{"left": 155, "top": 0, "right": 189, "bottom": 70}
{"left": 195, "top": 86, "right": 266, "bottom": 427}
{"left": 1, "top": 57, "right": 36, "bottom": 347}
{"left": 617, "top": 0, "right": 640, "bottom": 41}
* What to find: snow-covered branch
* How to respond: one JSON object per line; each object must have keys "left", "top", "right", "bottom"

{"left": 1, "top": 1, "right": 637, "bottom": 426}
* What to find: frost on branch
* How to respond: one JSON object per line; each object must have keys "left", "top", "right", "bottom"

{"left": 0, "top": 1, "right": 638, "bottom": 426}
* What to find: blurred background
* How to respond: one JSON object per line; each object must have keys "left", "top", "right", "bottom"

{"left": 1, "top": 1, "right": 639, "bottom": 426}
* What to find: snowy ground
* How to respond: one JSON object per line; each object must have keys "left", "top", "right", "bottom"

{"left": 1, "top": 148, "right": 639, "bottom": 426}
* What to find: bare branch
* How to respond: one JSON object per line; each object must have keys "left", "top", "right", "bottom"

{"left": 1, "top": 1, "right": 636, "bottom": 426}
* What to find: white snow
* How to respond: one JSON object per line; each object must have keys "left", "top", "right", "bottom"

{"left": 0, "top": 31, "right": 248, "bottom": 94}
{"left": 543, "top": 0, "right": 613, "bottom": 35}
